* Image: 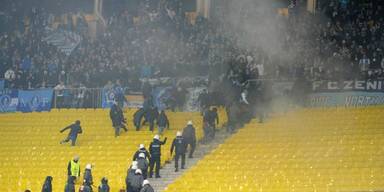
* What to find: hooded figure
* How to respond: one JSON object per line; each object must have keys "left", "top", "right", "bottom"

{"left": 64, "top": 176, "right": 76, "bottom": 192}
{"left": 41, "top": 176, "right": 53, "bottom": 192}
{"left": 182, "top": 121, "right": 196, "bottom": 158}
{"left": 139, "top": 180, "right": 154, "bottom": 192}
{"left": 131, "top": 169, "right": 144, "bottom": 192}
{"left": 60, "top": 120, "right": 82, "bottom": 146}
{"left": 137, "top": 153, "right": 149, "bottom": 179}
{"left": 98, "top": 177, "right": 110, "bottom": 192}
{"left": 126, "top": 162, "right": 138, "bottom": 192}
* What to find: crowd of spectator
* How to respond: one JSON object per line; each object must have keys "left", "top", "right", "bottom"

{"left": 1, "top": 0, "right": 383, "bottom": 101}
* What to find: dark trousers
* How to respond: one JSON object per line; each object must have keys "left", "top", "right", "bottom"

{"left": 114, "top": 126, "right": 121, "bottom": 137}
{"left": 149, "top": 120, "right": 155, "bottom": 132}
{"left": 185, "top": 140, "right": 196, "bottom": 158}
{"left": 149, "top": 156, "right": 161, "bottom": 177}
{"left": 175, "top": 153, "right": 185, "bottom": 169}
{"left": 62, "top": 135, "right": 77, "bottom": 146}
{"left": 114, "top": 124, "right": 128, "bottom": 137}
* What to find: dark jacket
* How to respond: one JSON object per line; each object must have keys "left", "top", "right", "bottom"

{"left": 130, "top": 174, "right": 144, "bottom": 191}
{"left": 182, "top": 125, "right": 196, "bottom": 142}
{"left": 110, "top": 104, "right": 124, "bottom": 127}
{"left": 64, "top": 176, "right": 76, "bottom": 192}
{"left": 147, "top": 107, "right": 158, "bottom": 122}
{"left": 98, "top": 178, "right": 110, "bottom": 192}
{"left": 126, "top": 168, "right": 136, "bottom": 191}
{"left": 140, "top": 184, "right": 154, "bottom": 192}
{"left": 41, "top": 176, "right": 52, "bottom": 192}
{"left": 133, "top": 108, "right": 145, "bottom": 127}
{"left": 157, "top": 112, "right": 169, "bottom": 128}
{"left": 170, "top": 136, "right": 187, "bottom": 155}
{"left": 137, "top": 157, "right": 148, "bottom": 171}
{"left": 133, "top": 148, "right": 151, "bottom": 161}
{"left": 84, "top": 169, "right": 93, "bottom": 185}
{"left": 149, "top": 138, "right": 167, "bottom": 157}
{"left": 61, "top": 123, "right": 82, "bottom": 137}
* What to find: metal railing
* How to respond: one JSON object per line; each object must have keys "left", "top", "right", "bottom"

{"left": 53, "top": 88, "right": 102, "bottom": 108}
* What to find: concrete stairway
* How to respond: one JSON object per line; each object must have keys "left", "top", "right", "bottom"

{"left": 148, "top": 129, "right": 230, "bottom": 191}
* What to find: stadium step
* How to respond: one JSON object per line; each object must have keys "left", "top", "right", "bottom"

{"left": 148, "top": 129, "right": 230, "bottom": 191}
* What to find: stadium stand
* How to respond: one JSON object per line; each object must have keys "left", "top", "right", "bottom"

{"left": 164, "top": 107, "right": 384, "bottom": 192}
{"left": 0, "top": 109, "right": 208, "bottom": 191}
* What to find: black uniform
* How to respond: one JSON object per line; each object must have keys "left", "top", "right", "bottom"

{"left": 170, "top": 136, "right": 187, "bottom": 171}
{"left": 182, "top": 125, "right": 196, "bottom": 158}
{"left": 147, "top": 107, "right": 159, "bottom": 132}
{"left": 149, "top": 137, "right": 167, "bottom": 178}
{"left": 110, "top": 103, "right": 128, "bottom": 137}
{"left": 137, "top": 157, "right": 149, "bottom": 179}
{"left": 133, "top": 108, "right": 145, "bottom": 131}
{"left": 64, "top": 176, "right": 76, "bottom": 192}
{"left": 156, "top": 111, "right": 170, "bottom": 134}
{"left": 140, "top": 184, "right": 154, "bottom": 192}
{"left": 130, "top": 173, "right": 144, "bottom": 192}
{"left": 133, "top": 148, "right": 151, "bottom": 162}
{"left": 126, "top": 168, "right": 136, "bottom": 192}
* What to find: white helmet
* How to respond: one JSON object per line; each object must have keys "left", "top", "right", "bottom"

{"left": 85, "top": 164, "right": 92, "bottom": 170}
{"left": 139, "top": 153, "right": 145, "bottom": 158}
{"left": 154, "top": 135, "right": 160, "bottom": 140}
{"left": 135, "top": 169, "right": 142, "bottom": 174}
{"left": 139, "top": 144, "right": 145, "bottom": 149}
{"left": 142, "top": 179, "right": 150, "bottom": 186}
{"left": 176, "top": 131, "right": 182, "bottom": 137}
{"left": 187, "top": 121, "right": 193, "bottom": 125}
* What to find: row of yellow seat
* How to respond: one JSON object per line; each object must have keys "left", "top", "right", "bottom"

{"left": 0, "top": 107, "right": 227, "bottom": 192}
{"left": 164, "top": 106, "right": 384, "bottom": 192}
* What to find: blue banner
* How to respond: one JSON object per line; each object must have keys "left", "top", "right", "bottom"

{"left": 101, "top": 87, "right": 125, "bottom": 108}
{"left": 102, "top": 88, "right": 115, "bottom": 108}
{"left": 309, "top": 91, "right": 384, "bottom": 107}
{"left": 0, "top": 89, "right": 18, "bottom": 113}
{"left": 17, "top": 89, "right": 53, "bottom": 112}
